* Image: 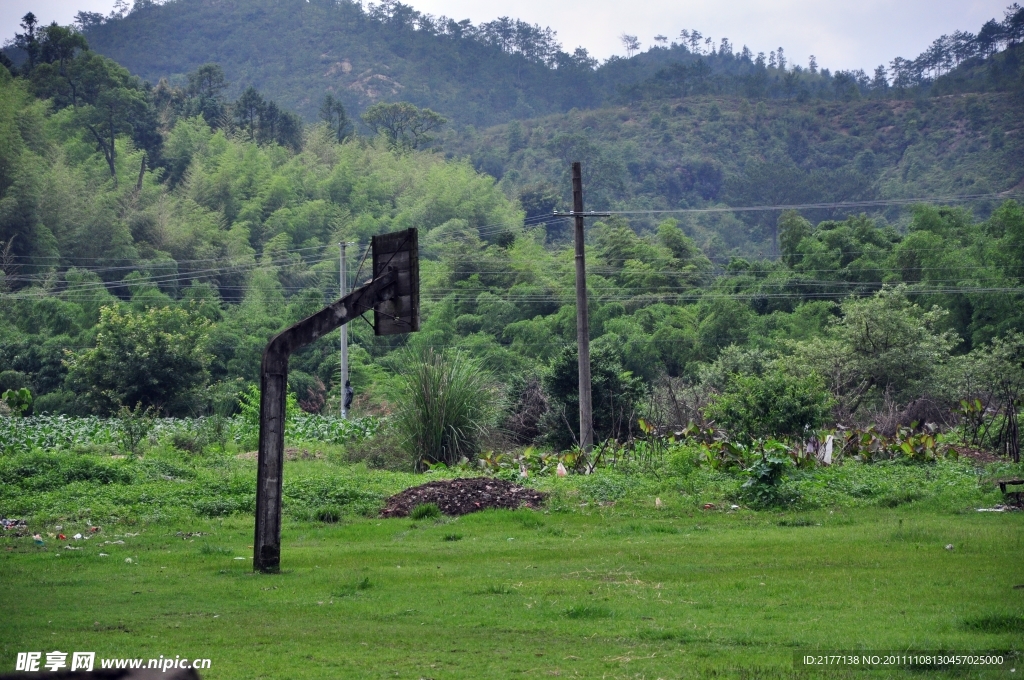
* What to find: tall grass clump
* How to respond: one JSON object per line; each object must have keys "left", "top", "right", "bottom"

{"left": 393, "top": 348, "right": 493, "bottom": 468}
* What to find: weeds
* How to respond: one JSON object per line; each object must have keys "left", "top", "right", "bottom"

{"left": 393, "top": 348, "right": 493, "bottom": 468}
{"left": 410, "top": 503, "right": 441, "bottom": 520}
{"left": 116, "top": 403, "right": 154, "bottom": 457}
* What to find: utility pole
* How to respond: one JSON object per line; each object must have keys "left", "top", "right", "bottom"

{"left": 339, "top": 242, "right": 348, "bottom": 418}
{"left": 572, "top": 162, "right": 594, "bottom": 451}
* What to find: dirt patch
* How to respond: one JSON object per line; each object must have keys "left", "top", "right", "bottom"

{"left": 949, "top": 445, "right": 1005, "bottom": 464}
{"left": 380, "top": 478, "right": 547, "bottom": 518}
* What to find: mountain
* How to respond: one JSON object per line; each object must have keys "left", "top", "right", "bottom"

{"left": 79, "top": 0, "right": 583, "bottom": 127}
{"left": 450, "top": 91, "right": 1024, "bottom": 257}
{"left": 73, "top": 0, "right": 1023, "bottom": 128}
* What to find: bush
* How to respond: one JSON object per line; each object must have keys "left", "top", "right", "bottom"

{"left": 345, "top": 426, "right": 413, "bottom": 471}
{"left": 393, "top": 348, "right": 493, "bottom": 468}
{"left": 705, "top": 367, "right": 833, "bottom": 441}
{"left": 741, "top": 441, "right": 795, "bottom": 508}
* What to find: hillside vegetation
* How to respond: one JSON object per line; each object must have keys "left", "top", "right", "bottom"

{"left": 452, "top": 92, "right": 1024, "bottom": 256}
{"left": 1, "top": 4, "right": 1023, "bottom": 466}
{"left": 20, "top": 0, "right": 1023, "bottom": 129}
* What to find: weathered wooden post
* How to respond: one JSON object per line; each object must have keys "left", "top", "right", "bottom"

{"left": 571, "top": 162, "right": 594, "bottom": 452}
{"left": 254, "top": 229, "right": 419, "bottom": 573}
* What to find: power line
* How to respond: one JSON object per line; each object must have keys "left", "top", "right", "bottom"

{"left": 560, "top": 191, "right": 1021, "bottom": 216}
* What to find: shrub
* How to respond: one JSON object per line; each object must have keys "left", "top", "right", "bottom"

{"left": 345, "top": 425, "right": 413, "bottom": 471}
{"left": 705, "top": 367, "right": 833, "bottom": 441}
{"left": 315, "top": 506, "right": 344, "bottom": 523}
{"left": 741, "top": 441, "right": 794, "bottom": 508}
{"left": 392, "top": 348, "right": 493, "bottom": 468}
{"left": 116, "top": 403, "right": 154, "bottom": 456}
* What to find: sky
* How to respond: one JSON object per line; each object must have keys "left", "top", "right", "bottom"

{"left": 1, "top": 0, "right": 1012, "bottom": 73}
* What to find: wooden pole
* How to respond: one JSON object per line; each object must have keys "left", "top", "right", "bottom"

{"left": 339, "top": 242, "right": 348, "bottom": 418}
{"left": 572, "top": 162, "right": 594, "bottom": 451}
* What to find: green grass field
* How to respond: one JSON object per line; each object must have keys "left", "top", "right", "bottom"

{"left": 2, "top": 505, "right": 1022, "bottom": 678}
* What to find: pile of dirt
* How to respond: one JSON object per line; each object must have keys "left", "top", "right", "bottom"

{"left": 380, "top": 478, "right": 547, "bottom": 518}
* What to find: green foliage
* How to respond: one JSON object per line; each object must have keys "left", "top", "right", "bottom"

{"left": 2, "top": 36, "right": 1024, "bottom": 462}
{"left": 2, "top": 387, "right": 33, "bottom": 416}
{"left": 741, "top": 441, "right": 794, "bottom": 507}
{"left": 705, "top": 367, "right": 833, "bottom": 441}
{"left": 0, "top": 412, "right": 378, "bottom": 458}
{"left": 794, "top": 286, "right": 959, "bottom": 417}
{"left": 393, "top": 348, "right": 493, "bottom": 468}
{"left": 66, "top": 305, "right": 212, "bottom": 416}
{"left": 544, "top": 343, "right": 646, "bottom": 449}
{"left": 115, "top": 402, "right": 154, "bottom": 456}
{"left": 361, "top": 102, "right": 446, "bottom": 150}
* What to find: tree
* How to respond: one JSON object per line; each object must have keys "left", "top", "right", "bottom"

{"left": 795, "top": 286, "right": 959, "bottom": 418}
{"left": 66, "top": 305, "right": 212, "bottom": 415}
{"left": 185, "top": 63, "right": 228, "bottom": 126}
{"left": 545, "top": 343, "right": 645, "bottom": 449}
{"left": 620, "top": 34, "right": 641, "bottom": 58}
{"left": 29, "top": 23, "right": 89, "bottom": 107}
{"left": 361, "top": 101, "right": 446, "bottom": 149}
{"left": 778, "top": 210, "right": 812, "bottom": 267}
{"left": 234, "top": 86, "right": 265, "bottom": 142}
{"left": 319, "top": 94, "right": 352, "bottom": 143}
{"left": 79, "top": 77, "right": 153, "bottom": 183}
{"left": 13, "top": 13, "right": 41, "bottom": 72}
{"left": 705, "top": 366, "right": 833, "bottom": 441}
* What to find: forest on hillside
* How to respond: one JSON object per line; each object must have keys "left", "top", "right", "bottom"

{"left": 2, "top": 40, "right": 1024, "bottom": 459}
{"left": 1, "top": 4, "right": 1023, "bottom": 463}
{"left": 4, "top": 0, "right": 1022, "bottom": 127}
{"left": 5, "top": 0, "right": 1020, "bottom": 260}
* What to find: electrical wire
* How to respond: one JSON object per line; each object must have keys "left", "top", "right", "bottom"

{"left": 558, "top": 191, "right": 1021, "bottom": 216}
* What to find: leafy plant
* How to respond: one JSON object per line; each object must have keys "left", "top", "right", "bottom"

{"left": 741, "top": 440, "right": 793, "bottom": 507}
{"left": 1, "top": 387, "right": 32, "bottom": 416}
{"left": 236, "top": 383, "right": 301, "bottom": 450}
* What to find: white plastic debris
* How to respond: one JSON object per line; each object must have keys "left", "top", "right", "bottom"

{"left": 945, "top": 544, "right": 954, "bottom": 551}
{"left": 73, "top": 533, "right": 82, "bottom": 540}
{"left": 556, "top": 462, "right": 568, "bottom": 477}
{"left": 655, "top": 497, "right": 663, "bottom": 509}
{"left": 124, "top": 558, "right": 133, "bottom": 564}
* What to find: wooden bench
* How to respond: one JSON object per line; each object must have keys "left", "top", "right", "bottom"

{"left": 997, "top": 479, "right": 1024, "bottom": 505}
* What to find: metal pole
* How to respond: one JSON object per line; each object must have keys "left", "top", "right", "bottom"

{"left": 339, "top": 242, "right": 348, "bottom": 418}
{"left": 572, "top": 162, "right": 593, "bottom": 452}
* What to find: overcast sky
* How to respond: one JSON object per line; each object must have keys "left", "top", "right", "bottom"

{"left": 2, "top": 0, "right": 1012, "bottom": 73}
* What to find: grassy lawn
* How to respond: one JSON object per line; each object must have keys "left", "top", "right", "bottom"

{"left": 2, "top": 506, "right": 1022, "bottom": 678}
